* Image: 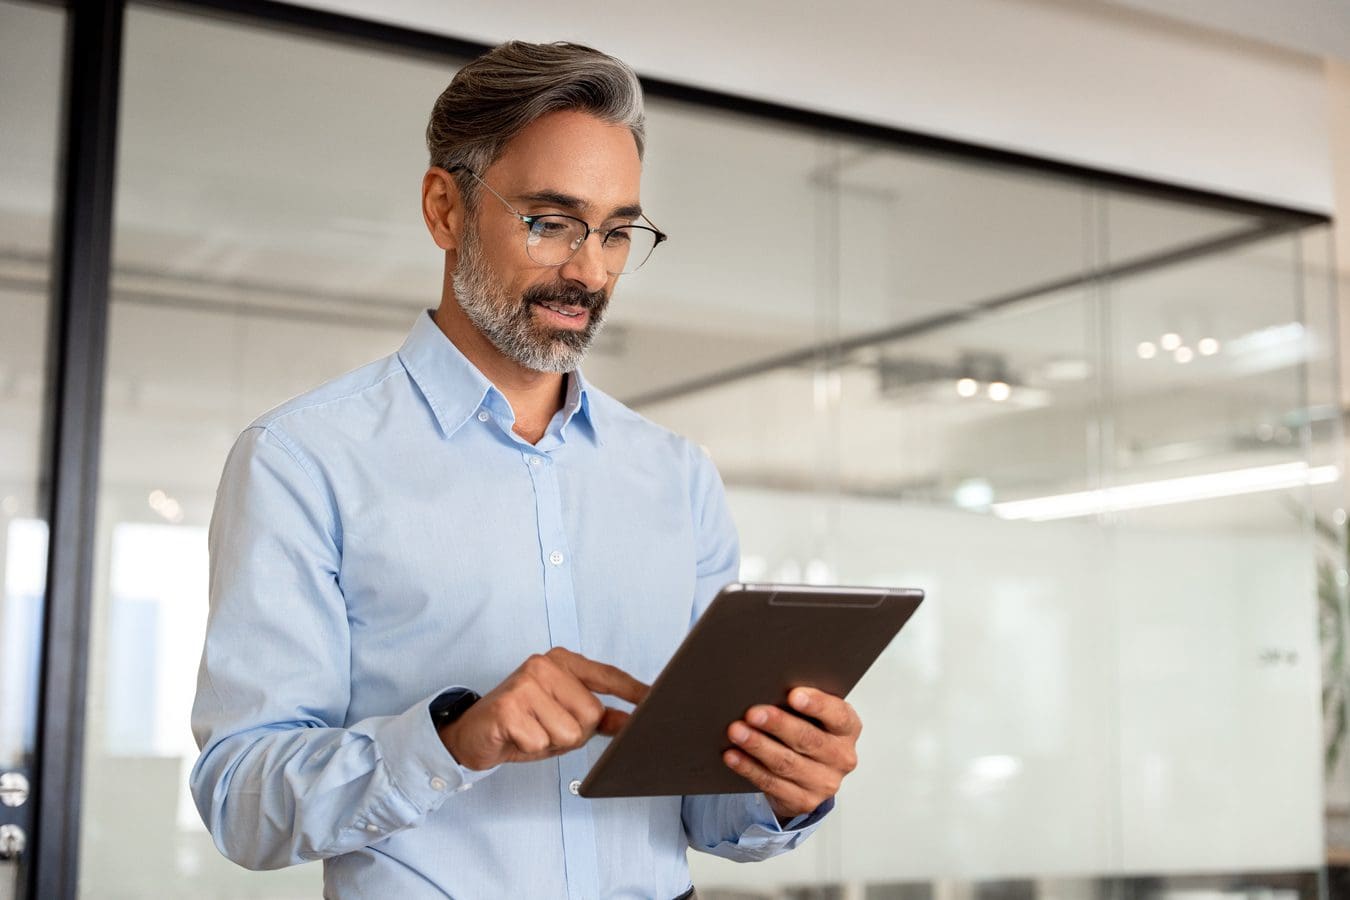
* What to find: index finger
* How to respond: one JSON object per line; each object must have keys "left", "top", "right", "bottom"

{"left": 548, "top": 647, "right": 650, "bottom": 706}
{"left": 787, "top": 687, "right": 859, "bottom": 737}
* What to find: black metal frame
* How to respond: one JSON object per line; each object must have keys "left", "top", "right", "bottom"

{"left": 22, "top": 0, "right": 1332, "bottom": 897}
{"left": 31, "top": 1, "right": 123, "bottom": 898}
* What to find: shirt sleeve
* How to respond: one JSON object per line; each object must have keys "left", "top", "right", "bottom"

{"left": 677, "top": 443, "right": 833, "bottom": 861}
{"left": 188, "top": 425, "right": 495, "bottom": 871}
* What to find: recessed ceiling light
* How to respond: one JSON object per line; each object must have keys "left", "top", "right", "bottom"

{"left": 1160, "top": 333, "right": 1182, "bottom": 351}
{"left": 953, "top": 479, "right": 994, "bottom": 510}
{"left": 1174, "top": 346, "right": 1194, "bottom": 364}
{"left": 1136, "top": 342, "right": 1157, "bottom": 360}
{"left": 988, "top": 381, "right": 1011, "bottom": 401}
{"left": 956, "top": 378, "right": 978, "bottom": 398}
{"left": 1197, "top": 337, "right": 1220, "bottom": 356}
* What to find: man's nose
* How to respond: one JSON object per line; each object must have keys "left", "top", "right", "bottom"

{"left": 558, "top": 233, "right": 611, "bottom": 293}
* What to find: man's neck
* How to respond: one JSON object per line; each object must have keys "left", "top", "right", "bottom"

{"left": 432, "top": 303, "right": 566, "bottom": 445}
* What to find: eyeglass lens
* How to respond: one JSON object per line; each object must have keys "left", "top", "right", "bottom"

{"left": 524, "top": 216, "right": 658, "bottom": 275}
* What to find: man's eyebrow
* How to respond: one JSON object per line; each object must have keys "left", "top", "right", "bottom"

{"left": 519, "top": 189, "right": 643, "bottom": 220}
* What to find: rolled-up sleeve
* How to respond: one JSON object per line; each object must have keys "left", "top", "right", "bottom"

{"left": 189, "top": 425, "right": 493, "bottom": 871}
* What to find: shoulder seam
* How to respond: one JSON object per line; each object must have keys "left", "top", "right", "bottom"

{"left": 255, "top": 365, "right": 406, "bottom": 430}
{"left": 247, "top": 424, "right": 341, "bottom": 542}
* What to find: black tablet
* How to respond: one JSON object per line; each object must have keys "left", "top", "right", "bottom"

{"left": 579, "top": 582, "right": 924, "bottom": 798}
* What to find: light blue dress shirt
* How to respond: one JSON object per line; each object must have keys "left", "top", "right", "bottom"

{"left": 190, "top": 311, "right": 830, "bottom": 899}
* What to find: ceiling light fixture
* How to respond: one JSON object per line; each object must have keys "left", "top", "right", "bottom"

{"left": 990, "top": 461, "right": 1338, "bottom": 522}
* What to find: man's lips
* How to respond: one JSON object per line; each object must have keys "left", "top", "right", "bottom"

{"left": 531, "top": 298, "right": 591, "bottom": 327}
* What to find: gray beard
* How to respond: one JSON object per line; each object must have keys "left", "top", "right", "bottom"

{"left": 452, "top": 225, "right": 608, "bottom": 374}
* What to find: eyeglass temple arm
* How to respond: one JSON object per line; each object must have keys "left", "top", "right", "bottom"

{"left": 446, "top": 165, "right": 524, "bottom": 216}
{"left": 642, "top": 214, "right": 669, "bottom": 244}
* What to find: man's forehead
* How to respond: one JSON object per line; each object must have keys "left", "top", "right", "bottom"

{"left": 489, "top": 110, "right": 642, "bottom": 201}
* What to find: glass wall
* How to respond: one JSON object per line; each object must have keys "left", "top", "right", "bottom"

{"left": 0, "top": 2, "right": 65, "bottom": 897}
{"left": 79, "top": 4, "right": 1340, "bottom": 897}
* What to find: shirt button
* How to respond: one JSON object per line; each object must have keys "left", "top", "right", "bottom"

{"left": 549, "top": 551, "right": 564, "bottom": 566}
{"left": 568, "top": 780, "right": 581, "bottom": 796}
{"left": 477, "top": 411, "right": 490, "bottom": 422}
{"left": 364, "top": 823, "right": 379, "bottom": 834}
{"left": 529, "top": 456, "right": 542, "bottom": 466}
{"left": 430, "top": 776, "right": 447, "bottom": 792}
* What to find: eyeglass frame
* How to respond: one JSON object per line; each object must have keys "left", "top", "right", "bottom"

{"left": 448, "top": 164, "right": 668, "bottom": 274}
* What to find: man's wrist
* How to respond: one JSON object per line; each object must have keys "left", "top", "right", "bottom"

{"left": 429, "top": 689, "right": 479, "bottom": 733}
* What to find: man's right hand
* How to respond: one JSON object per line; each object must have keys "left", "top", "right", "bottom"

{"left": 438, "top": 646, "right": 649, "bottom": 771}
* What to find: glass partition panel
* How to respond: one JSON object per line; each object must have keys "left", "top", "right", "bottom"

{"left": 82, "top": 6, "right": 451, "bottom": 897}
{"left": 679, "top": 152, "right": 1115, "bottom": 891}
{"left": 82, "top": 4, "right": 1339, "bottom": 898}
{"left": 1102, "top": 221, "right": 1329, "bottom": 878}
{"left": 0, "top": 2, "right": 65, "bottom": 897}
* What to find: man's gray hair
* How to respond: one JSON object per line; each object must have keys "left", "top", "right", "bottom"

{"left": 426, "top": 41, "right": 646, "bottom": 208}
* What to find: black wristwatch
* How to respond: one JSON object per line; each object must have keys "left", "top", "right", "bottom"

{"left": 429, "top": 688, "right": 480, "bottom": 731}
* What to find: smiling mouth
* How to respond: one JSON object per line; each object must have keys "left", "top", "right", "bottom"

{"left": 533, "top": 299, "right": 589, "bottom": 321}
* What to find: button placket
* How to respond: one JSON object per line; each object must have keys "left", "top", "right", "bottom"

{"left": 526, "top": 432, "right": 598, "bottom": 898}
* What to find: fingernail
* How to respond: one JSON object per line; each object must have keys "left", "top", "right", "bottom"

{"left": 730, "top": 723, "right": 750, "bottom": 743}
{"left": 748, "top": 708, "right": 768, "bottom": 726}
{"left": 790, "top": 690, "right": 811, "bottom": 711}
{"left": 724, "top": 750, "right": 741, "bottom": 766}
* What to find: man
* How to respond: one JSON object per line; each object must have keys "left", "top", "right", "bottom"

{"left": 191, "top": 41, "right": 861, "bottom": 898}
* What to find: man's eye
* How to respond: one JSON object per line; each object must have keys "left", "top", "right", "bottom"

{"left": 604, "top": 229, "right": 633, "bottom": 245}
{"left": 533, "top": 219, "right": 572, "bottom": 238}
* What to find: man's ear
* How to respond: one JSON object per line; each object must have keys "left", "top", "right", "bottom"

{"left": 422, "top": 166, "right": 464, "bottom": 252}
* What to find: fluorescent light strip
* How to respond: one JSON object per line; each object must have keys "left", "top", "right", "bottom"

{"left": 991, "top": 462, "right": 1339, "bottom": 522}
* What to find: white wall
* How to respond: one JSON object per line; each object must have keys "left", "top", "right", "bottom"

{"left": 290, "top": 0, "right": 1334, "bottom": 213}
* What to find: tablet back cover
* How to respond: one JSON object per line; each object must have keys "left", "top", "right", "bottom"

{"left": 580, "top": 583, "right": 923, "bottom": 798}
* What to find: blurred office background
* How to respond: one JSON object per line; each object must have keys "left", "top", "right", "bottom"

{"left": 3, "top": 0, "right": 1350, "bottom": 897}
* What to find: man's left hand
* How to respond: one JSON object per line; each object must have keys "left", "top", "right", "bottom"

{"left": 722, "top": 686, "right": 861, "bottom": 822}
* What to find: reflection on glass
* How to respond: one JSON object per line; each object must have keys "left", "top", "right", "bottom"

{"left": 1, "top": 521, "right": 46, "bottom": 766}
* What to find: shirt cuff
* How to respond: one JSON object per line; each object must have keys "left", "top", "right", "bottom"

{"left": 751, "top": 793, "right": 835, "bottom": 833}
{"left": 365, "top": 685, "right": 499, "bottom": 814}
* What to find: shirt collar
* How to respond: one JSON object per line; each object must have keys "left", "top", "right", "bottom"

{"left": 398, "top": 310, "right": 601, "bottom": 444}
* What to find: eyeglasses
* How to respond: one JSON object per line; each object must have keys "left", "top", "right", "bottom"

{"left": 450, "top": 165, "right": 667, "bottom": 275}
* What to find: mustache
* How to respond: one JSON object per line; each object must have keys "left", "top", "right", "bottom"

{"left": 521, "top": 283, "right": 606, "bottom": 311}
